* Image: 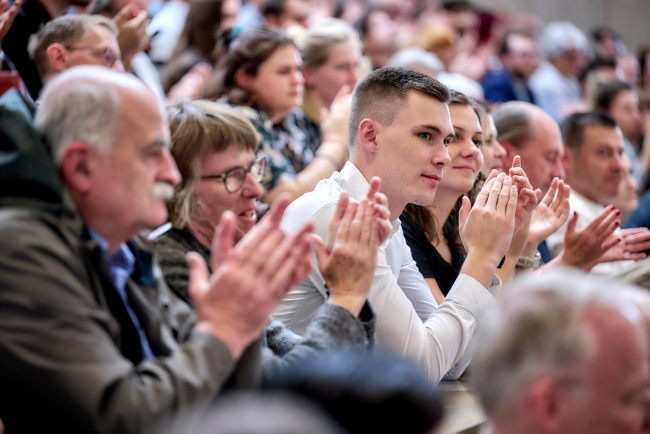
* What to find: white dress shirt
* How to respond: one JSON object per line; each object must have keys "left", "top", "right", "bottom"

{"left": 529, "top": 61, "right": 581, "bottom": 123}
{"left": 546, "top": 188, "right": 634, "bottom": 274}
{"left": 275, "top": 162, "right": 501, "bottom": 383}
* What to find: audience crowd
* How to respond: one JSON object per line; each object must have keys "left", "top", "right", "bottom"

{"left": 1, "top": 0, "right": 650, "bottom": 433}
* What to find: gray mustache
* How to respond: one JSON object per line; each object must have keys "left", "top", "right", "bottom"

{"left": 151, "top": 183, "right": 175, "bottom": 200}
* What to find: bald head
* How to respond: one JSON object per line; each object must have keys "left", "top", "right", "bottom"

{"left": 494, "top": 101, "right": 564, "bottom": 193}
{"left": 35, "top": 65, "right": 161, "bottom": 164}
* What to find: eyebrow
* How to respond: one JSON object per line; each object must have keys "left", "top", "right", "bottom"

{"left": 420, "top": 124, "right": 456, "bottom": 140}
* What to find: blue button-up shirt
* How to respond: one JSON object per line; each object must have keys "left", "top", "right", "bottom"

{"left": 89, "top": 230, "right": 155, "bottom": 360}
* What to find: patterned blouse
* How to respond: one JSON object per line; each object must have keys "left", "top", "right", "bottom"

{"left": 234, "top": 105, "right": 313, "bottom": 193}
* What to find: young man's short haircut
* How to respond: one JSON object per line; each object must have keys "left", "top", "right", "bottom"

{"left": 348, "top": 67, "right": 450, "bottom": 148}
{"left": 27, "top": 15, "right": 118, "bottom": 79}
{"left": 561, "top": 111, "right": 618, "bottom": 152}
{"left": 595, "top": 80, "right": 634, "bottom": 112}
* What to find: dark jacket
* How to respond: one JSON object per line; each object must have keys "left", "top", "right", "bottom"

{"left": 481, "top": 68, "right": 535, "bottom": 105}
{"left": 0, "top": 90, "right": 253, "bottom": 433}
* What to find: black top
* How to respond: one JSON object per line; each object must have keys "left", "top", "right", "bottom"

{"left": 3, "top": 0, "right": 52, "bottom": 100}
{"left": 400, "top": 212, "right": 465, "bottom": 297}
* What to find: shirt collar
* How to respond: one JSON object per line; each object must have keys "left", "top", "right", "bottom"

{"left": 570, "top": 188, "right": 605, "bottom": 214}
{"left": 88, "top": 229, "right": 136, "bottom": 279}
{"left": 333, "top": 161, "right": 401, "bottom": 235}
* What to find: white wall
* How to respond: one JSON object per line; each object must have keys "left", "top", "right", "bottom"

{"left": 473, "top": 0, "right": 650, "bottom": 54}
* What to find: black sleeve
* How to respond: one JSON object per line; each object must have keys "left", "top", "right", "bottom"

{"left": 400, "top": 213, "right": 438, "bottom": 280}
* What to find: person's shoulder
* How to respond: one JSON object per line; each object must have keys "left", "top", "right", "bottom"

{"left": 281, "top": 178, "right": 343, "bottom": 234}
{"left": 0, "top": 208, "right": 66, "bottom": 253}
{"left": 481, "top": 69, "right": 510, "bottom": 86}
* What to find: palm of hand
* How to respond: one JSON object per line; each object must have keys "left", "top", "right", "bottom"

{"left": 529, "top": 203, "right": 563, "bottom": 244}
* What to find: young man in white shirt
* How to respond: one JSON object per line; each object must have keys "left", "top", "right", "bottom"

{"left": 275, "top": 67, "right": 538, "bottom": 382}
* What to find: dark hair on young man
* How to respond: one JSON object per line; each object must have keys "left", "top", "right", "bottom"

{"left": 561, "top": 111, "right": 618, "bottom": 152}
{"left": 595, "top": 80, "right": 634, "bottom": 112}
{"left": 348, "top": 66, "right": 450, "bottom": 147}
{"left": 441, "top": 0, "right": 474, "bottom": 12}
{"left": 203, "top": 25, "right": 295, "bottom": 104}
{"left": 263, "top": 350, "right": 444, "bottom": 434}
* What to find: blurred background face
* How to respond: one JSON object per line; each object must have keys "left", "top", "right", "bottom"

{"left": 192, "top": 147, "right": 263, "bottom": 243}
{"left": 220, "top": 0, "right": 241, "bottom": 27}
{"left": 568, "top": 125, "right": 624, "bottom": 203}
{"left": 612, "top": 153, "right": 638, "bottom": 215}
{"left": 503, "top": 34, "right": 540, "bottom": 80}
{"left": 480, "top": 115, "right": 506, "bottom": 176}
{"left": 441, "top": 104, "right": 483, "bottom": 194}
{"left": 553, "top": 47, "right": 586, "bottom": 78}
{"left": 610, "top": 89, "right": 642, "bottom": 142}
{"left": 62, "top": 25, "right": 124, "bottom": 72}
{"left": 303, "top": 40, "right": 361, "bottom": 108}
{"left": 243, "top": 45, "right": 304, "bottom": 118}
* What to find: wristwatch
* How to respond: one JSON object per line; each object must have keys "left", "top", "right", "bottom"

{"left": 516, "top": 251, "right": 541, "bottom": 269}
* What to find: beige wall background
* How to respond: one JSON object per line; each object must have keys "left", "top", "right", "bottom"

{"left": 472, "top": 0, "right": 650, "bottom": 54}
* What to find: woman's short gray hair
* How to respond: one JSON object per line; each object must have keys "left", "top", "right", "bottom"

{"left": 540, "top": 21, "right": 589, "bottom": 58}
{"left": 34, "top": 74, "right": 119, "bottom": 165}
{"left": 472, "top": 269, "right": 642, "bottom": 420}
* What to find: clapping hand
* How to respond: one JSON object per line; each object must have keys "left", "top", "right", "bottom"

{"left": 528, "top": 177, "right": 571, "bottom": 246}
{"left": 595, "top": 227, "right": 650, "bottom": 265}
{"left": 187, "top": 194, "right": 314, "bottom": 359}
{"left": 0, "top": 0, "right": 21, "bottom": 48}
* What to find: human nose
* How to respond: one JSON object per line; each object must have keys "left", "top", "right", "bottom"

{"left": 436, "top": 147, "right": 452, "bottom": 168}
{"left": 551, "top": 158, "right": 565, "bottom": 180}
{"left": 160, "top": 149, "right": 182, "bottom": 186}
{"left": 242, "top": 170, "right": 263, "bottom": 198}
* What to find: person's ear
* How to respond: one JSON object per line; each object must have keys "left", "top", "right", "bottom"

{"left": 357, "top": 119, "right": 379, "bottom": 154}
{"left": 526, "top": 378, "right": 562, "bottom": 433}
{"left": 562, "top": 146, "right": 575, "bottom": 176}
{"left": 301, "top": 67, "right": 316, "bottom": 88}
{"left": 59, "top": 142, "right": 97, "bottom": 194}
{"left": 234, "top": 68, "right": 254, "bottom": 90}
{"left": 45, "top": 43, "right": 69, "bottom": 73}
{"left": 499, "top": 140, "right": 517, "bottom": 168}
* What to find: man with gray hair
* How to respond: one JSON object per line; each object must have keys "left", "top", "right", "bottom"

{"left": 472, "top": 270, "right": 650, "bottom": 434}
{"left": 27, "top": 14, "right": 124, "bottom": 86}
{"left": 529, "top": 22, "right": 590, "bottom": 123}
{"left": 0, "top": 66, "right": 317, "bottom": 432}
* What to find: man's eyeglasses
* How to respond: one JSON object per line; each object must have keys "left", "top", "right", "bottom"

{"left": 200, "top": 157, "right": 268, "bottom": 193}
{"left": 65, "top": 46, "right": 121, "bottom": 68}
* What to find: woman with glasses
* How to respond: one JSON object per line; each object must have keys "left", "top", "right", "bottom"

{"left": 204, "top": 25, "right": 351, "bottom": 205}
{"left": 152, "top": 99, "right": 384, "bottom": 378}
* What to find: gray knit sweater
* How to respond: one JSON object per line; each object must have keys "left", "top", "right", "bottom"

{"left": 152, "top": 227, "right": 376, "bottom": 378}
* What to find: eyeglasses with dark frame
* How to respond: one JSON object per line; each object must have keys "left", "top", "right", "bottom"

{"left": 65, "top": 46, "right": 121, "bottom": 68}
{"left": 200, "top": 157, "right": 268, "bottom": 193}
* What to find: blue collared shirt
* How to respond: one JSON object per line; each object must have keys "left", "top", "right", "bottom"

{"left": 89, "top": 230, "right": 155, "bottom": 361}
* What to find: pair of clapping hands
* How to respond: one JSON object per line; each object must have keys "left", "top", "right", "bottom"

{"left": 185, "top": 179, "right": 391, "bottom": 359}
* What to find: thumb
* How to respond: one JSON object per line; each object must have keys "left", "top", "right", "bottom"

{"left": 535, "top": 189, "right": 542, "bottom": 201}
{"left": 566, "top": 211, "right": 578, "bottom": 234}
{"left": 319, "top": 107, "right": 329, "bottom": 123}
{"left": 459, "top": 196, "right": 471, "bottom": 226}
{"left": 210, "top": 211, "right": 235, "bottom": 270}
{"left": 310, "top": 234, "right": 329, "bottom": 273}
{"left": 187, "top": 252, "right": 209, "bottom": 307}
{"left": 113, "top": 4, "right": 134, "bottom": 25}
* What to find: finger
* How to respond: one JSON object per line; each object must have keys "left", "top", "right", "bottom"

{"left": 559, "top": 198, "right": 571, "bottom": 223}
{"left": 601, "top": 234, "right": 622, "bottom": 252}
{"left": 505, "top": 184, "right": 518, "bottom": 221}
{"left": 459, "top": 196, "right": 471, "bottom": 226}
{"left": 566, "top": 211, "right": 579, "bottom": 234}
{"left": 543, "top": 178, "right": 559, "bottom": 208}
{"left": 0, "top": 0, "right": 9, "bottom": 12}
{"left": 627, "top": 240, "right": 650, "bottom": 253}
{"left": 586, "top": 205, "right": 617, "bottom": 231}
{"left": 593, "top": 209, "right": 620, "bottom": 238}
{"left": 475, "top": 177, "right": 496, "bottom": 207}
{"left": 264, "top": 192, "right": 291, "bottom": 227}
{"left": 484, "top": 169, "right": 499, "bottom": 184}
{"left": 263, "top": 220, "right": 312, "bottom": 277}
{"left": 311, "top": 234, "right": 329, "bottom": 270}
{"left": 487, "top": 173, "right": 506, "bottom": 209}
{"left": 131, "top": 9, "right": 148, "bottom": 27}
{"left": 511, "top": 155, "right": 521, "bottom": 169}
{"left": 620, "top": 227, "right": 649, "bottom": 237}
{"left": 187, "top": 252, "right": 209, "bottom": 307}
{"left": 373, "top": 202, "right": 390, "bottom": 221}
{"left": 288, "top": 234, "right": 314, "bottom": 288}
{"left": 332, "top": 84, "right": 352, "bottom": 104}
{"left": 360, "top": 198, "right": 374, "bottom": 245}
{"left": 348, "top": 198, "right": 367, "bottom": 242}
{"left": 113, "top": 3, "right": 136, "bottom": 24}
{"left": 520, "top": 188, "right": 538, "bottom": 212}
{"left": 363, "top": 177, "right": 382, "bottom": 202}
{"left": 327, "top": 191, "right": 349, "bottom": 251}
{"left": 497, "top": 175, "right": 513, "bottom": 214}
{"left": 373, "top": 192, "right": 389, "bottom": 209}
{"left": 597, "top": 219, "right": 621, "bottom": 245}
{"left": 210, "top": 211, "right": 235, "bottom": 270}
{"left": 337, "top": 200, "right": 358, "bottom": 243}
{"left": 269, "top": 233, "right": 312, "bottom": 299}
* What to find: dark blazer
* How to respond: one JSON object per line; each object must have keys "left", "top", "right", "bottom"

{"left": 481, "top": 68, "right": 535, "bottom": 105}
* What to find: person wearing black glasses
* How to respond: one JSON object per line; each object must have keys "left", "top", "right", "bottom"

{"left": 151, "top": 98, "right": 389, "bottom": 377}
{"left": 26, "top": 14, "right": 124, "bottom": 90}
